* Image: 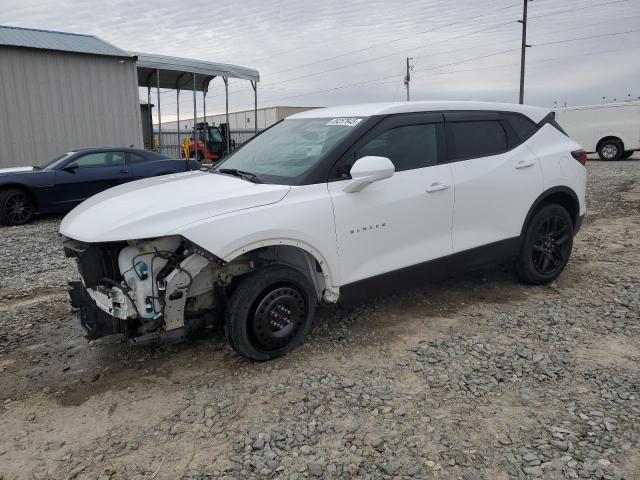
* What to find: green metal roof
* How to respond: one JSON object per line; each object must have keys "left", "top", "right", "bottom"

{"left": 0, "top": 25, "right": 132, "bottom": 58}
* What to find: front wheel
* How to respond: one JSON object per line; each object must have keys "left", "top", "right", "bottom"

{"left": 0, "top": 188, "right": 35, "bottom": 226}
{"left": 514, "top": 204, "right": 574, "bottom": 284}
{"left": 224, "top": 265, "right": 316, "bottom": 361}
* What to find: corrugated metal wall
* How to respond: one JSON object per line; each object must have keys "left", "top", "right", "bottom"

{"left": 0, "top": 47, "right": 143, "bottom": 168}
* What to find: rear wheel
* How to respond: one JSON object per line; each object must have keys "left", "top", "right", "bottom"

{"left": 597, "top": 139, "right": 623, "bottom": 161}
{"left": 514, "top": 204, "right": 574, "bottom": 284}
{"left": 0, "top": 188, "right": 35, "bottom": 226}
{"left": 224, "top": 265, "right": 316, "bottom": 361}
{"left": 621, "top": 151, "right": 634, "bottom": 159}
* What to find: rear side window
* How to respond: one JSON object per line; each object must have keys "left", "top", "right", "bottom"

{"left": 447, "top": 121, "right": 508, "bottom": 161}
{"left": 127, "top": 153, "right": 147, "bottom": 164}
{"left": 356, "top": 124, "right": 438, "bottom": 172}
{"left": 503, "top": 113, "right": 538, "bottom": 142}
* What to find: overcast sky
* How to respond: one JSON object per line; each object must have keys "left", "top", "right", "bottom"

{"left": 3, "top": 0, "right": 640, "bottom": 122}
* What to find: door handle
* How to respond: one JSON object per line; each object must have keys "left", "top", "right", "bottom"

{"left": 119, "top": 169, "right": 129, "bottom": 174}
{"left": 426, "top": 182, "right": 450, "bottom": 193}
{"left": 515, "top": 159, "right": 535, "bottom": 169}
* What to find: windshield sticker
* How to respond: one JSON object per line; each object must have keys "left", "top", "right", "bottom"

{"left": 326, "top": 118, "right": 363, "bottom": 127}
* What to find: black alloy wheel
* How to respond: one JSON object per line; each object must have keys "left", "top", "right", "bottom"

{"left": 0, "top": 189, "right": 34, "bottom": 226}
{"left": 514, "top": 203, "right": 574, "bottom": 284}
{"left": 531, "top": 214, "right": 572, "bottom": 276}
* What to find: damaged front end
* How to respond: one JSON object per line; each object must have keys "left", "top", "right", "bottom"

{"left": 63, "top": 236, "right": 250, "bottom": 344}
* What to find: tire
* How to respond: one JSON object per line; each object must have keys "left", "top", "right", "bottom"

{"left": 0, "top": 188, "right": 35, "bottom": 226}
{"left": 514, "top": 204, "right": 574, "bottom": 285}
{"left": 224, "top": 265, "right": 316, "bottom": 361}
{"left": 597, "top": 139, "right": 623, "bottom": 161}
{"left": 621, "top": 151, "right": 634, "bottom": 159}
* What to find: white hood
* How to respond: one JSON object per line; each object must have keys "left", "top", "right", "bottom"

{"left": 0, "top": 166, "right": 34, "bottom": 174}
{"left": 60, "top": 171, "right": 291, "bottom": 242}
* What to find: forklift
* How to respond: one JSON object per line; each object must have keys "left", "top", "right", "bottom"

{"left": 184, "top": 122, "right": 235, "bottom": 162}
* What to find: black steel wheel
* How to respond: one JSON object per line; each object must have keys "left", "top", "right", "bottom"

{"left": 225, "top": 265, "right": 316, "bottom": 361}
{"left": 515, "top": 204, "right": 574, "bottom": 284}
{"left": 250, "top": 286, "right": 307, "bottom": 351}
{"left": 0, "top": 188, "right": 35, "bottom": 226}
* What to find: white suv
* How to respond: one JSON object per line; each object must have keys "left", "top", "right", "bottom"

{"left": 60, "top": 101, "right": 587, "bottom": 360}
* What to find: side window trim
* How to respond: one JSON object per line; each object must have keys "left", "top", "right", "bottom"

{"left": 329, "top": 112, "right": 445, "bottom": 180}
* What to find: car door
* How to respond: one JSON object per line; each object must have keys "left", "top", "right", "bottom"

{"left": 53, "top": 151, "right": 131, "bottom": 208}
{"left": 445, "top": 112, "right": 543, "bottom": 253}
{"left": 327, "top": 113, "right": 454, "bottom": 286}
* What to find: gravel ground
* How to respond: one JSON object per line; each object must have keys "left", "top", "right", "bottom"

{"left": 0, "top": 159, "right": 638, "bottom": 480}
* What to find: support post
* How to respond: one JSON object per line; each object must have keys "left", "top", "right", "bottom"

{"left": 203, "top": 90, "right": 207, "bottom": 127}
{"left": 193, "top": 73, "right": 197, "bottom": 161}
{"left": 224, "top": 77, "right": 230, "bottom": 154}
{"left": 251, "top": 80, "right": 258, "bottom": 135}
{"left": 156, "top": 69, "right": 161, "bottom": 149}
{"left": 518, "top": 0, "right": 530, "bottom": 104}
{"left": 147, "top": 86, "right": 152, "bottom": 149}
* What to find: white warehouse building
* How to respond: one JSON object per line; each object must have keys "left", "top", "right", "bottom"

{"left": 158, "top": 106, "right": 320, "bottom": 131}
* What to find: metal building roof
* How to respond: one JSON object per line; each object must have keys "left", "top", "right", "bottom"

{"left": 0, "top": 25, "right": 132, "bottom": 58}
{"left": 135, "top": 52, "right": 259, "bottom": 91}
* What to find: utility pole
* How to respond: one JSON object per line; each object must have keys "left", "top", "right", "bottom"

{"left": 518, "top": 0, "right": 531, "bottom": 104}
{"left": 404, "top": 57, "right": 413, "bottom": 101}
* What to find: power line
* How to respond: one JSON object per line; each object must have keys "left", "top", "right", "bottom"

{"left": 528, "top": 0, "right": 632, "bottom": 20}
{"left": 232, "top": 41, "right": 640, "bottom": 110}
{"left": 203, "top": 0, "right": 636, "bottom": 103}
{"left": 264, "top": 1, "right": 521, "bottom": 77}
{"left": 533, "top": 28, "right": 640, "bottom": 47}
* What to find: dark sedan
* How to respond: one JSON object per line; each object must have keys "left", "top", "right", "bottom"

{"left": 0, "top": 147, "right": 196, "bottom": 226}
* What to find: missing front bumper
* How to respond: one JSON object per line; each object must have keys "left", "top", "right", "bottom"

{"left": 68, "top": 281, "right": 122, "bottom": 340}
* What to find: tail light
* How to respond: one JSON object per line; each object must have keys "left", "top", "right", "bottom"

{"left": 571, "top": 150, "right": 587, "bottom": 166}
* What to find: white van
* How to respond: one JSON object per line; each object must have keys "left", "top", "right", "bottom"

{"left": 554, "top": 101, "right": 640, "bottom": 160}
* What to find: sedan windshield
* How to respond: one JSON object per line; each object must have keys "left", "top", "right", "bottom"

{"left": 37, "top": 152, "right": 75, "bottom": 170}
{"left": 213, "top": 117, "right": 365, "bottom": 183}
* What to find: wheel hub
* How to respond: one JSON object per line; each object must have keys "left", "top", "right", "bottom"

{"left": 602, "top": 145, "right": 618, "bottom": 159}
{"left": 251, "top": 286, "right": 306, "bottom": 351}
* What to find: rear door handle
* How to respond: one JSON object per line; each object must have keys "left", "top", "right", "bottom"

{"left": 515, "top": 159, "right": 535, "bottom": 169}
{"left": 119, "top": 169, "right": 129, "bottom": 174}
{"left": 426, "top": 182, "right": 450, "bottom": 193}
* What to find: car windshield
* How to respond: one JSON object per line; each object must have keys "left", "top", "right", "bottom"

{"left": 37, "top": 152, "right": 75, "bottom": 170}
{"left": 213, "top": 117, "right": 365, "bottom": 183}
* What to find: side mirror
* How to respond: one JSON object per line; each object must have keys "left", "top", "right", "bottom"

{"left": 343, "top": 156, "right": 395, "bottom": 193}
{"left": 63, "top": 161, "right": 79, "bottom": 172}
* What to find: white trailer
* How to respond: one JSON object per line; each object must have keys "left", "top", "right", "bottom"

{"left": 554, "top": 101, "right": 640, "bottom": 160}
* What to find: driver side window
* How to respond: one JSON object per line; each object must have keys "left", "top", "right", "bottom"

{"left": 335, "top": 123, "right": 438, "bottom": 179}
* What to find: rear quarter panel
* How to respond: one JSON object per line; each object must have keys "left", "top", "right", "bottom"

{"left": 525, "top": 125, "right": 586, "bottom": 216}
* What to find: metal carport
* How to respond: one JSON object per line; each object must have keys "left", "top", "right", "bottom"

{"left": 134, "top": 52, "right": 260, "bottom": 157}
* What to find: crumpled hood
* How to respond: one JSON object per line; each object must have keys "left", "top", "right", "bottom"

{"left": 60, "top": 171, "right": 291, "bottom": 242}
{"left": 0, "top": 166, "right": 34, "bottom": 175}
